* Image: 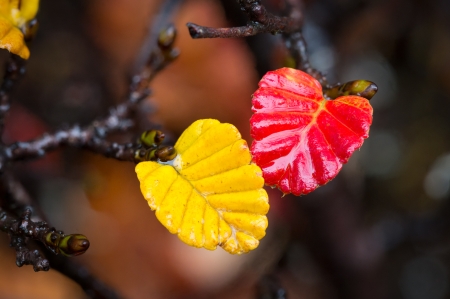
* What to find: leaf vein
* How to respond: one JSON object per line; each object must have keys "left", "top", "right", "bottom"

{"left": 177, "top": 187, "right": 193, "bottom": 233}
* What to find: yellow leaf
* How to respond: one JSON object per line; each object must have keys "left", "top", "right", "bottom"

{"left": 136, "top": 119, "right": 269, "bottom": 254}
{"left": 0, "top": 0, "right": 39, "bottom": 59}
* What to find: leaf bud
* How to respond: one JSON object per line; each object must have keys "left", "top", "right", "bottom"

{"left": 324, "top": 80, "right": 378, "bottom": 100}
{"left": 134, "top": 148, "right": 148, "bottom": 163}
{"left": 165, "top": 48, "right": 180, "bottom": 62}
{"left": 140, "top": 130, "right": 165, "bottom": 148}
{"left": 155, "top": 146, "right": 177, "bottom": 162}
{"left": 145, "top": 149, "right": 157, "bottom": 161}
{"left": 58, "top": 234, "right": 90, "bottom": 257}
{"left": 158, "top": 24, "right": 177, "bottom": 49}
{"left": 45, "top": 232, "right": 61, "bottom": 248}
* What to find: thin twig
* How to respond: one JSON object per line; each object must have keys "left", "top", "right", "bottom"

{"left": 0, "top": 0, "right": 180, "bottom": 283}
{"left": 45, "top": 254, "right": 122, "bottom": 299}
{"left": 1, "top": 100, "right": 144, "bottom": 166}
{"left": 187, "top": 0, "right": 329, "bottom": 86}
{"left": 187, "top": 0, "right": 301, "bottom": 38}
{"left": 133, "top": 0, "right": 183, "bottom": 74}
{"left": 0, "top": 209, "right": 89, "bottom": 271}
{"left": 283, "top": 31, "right": 330, "bottom": 87}
{"left": 0, "top": 171, "right": 119, "bottom": 296}
{"left": 0, "top": 55, "right": 26, "bottom": 142}
{"left": 0, "top": 0, "right": 181, "bottom": 297}
{"left": 257, "top": 274, "right": 287, "bottom": 299}
{"left": 0, "top": 22, "right": 180, "bottom": 169}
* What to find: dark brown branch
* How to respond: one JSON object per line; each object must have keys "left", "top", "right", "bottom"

{"left": 277, "top": 0, "right": 328, "bottom": 86}
{"left": 130, "top": 23, "right": 179, "bottom": 98}
{"left": 0, "top": 22, "right": 181, "bottom": 169}
{"left": 0, "top": 75, "right": 148, "bottom": 172}
{"left": 190, "top": 0, "right": 333, "bottom": 88}
{"left": 0, "top": 21, "right": 181, "bottom": 168}
{"left": 2, "top": 100, "right": 144, "bottom": 166}
{"left": 11, "top": 234, "right": 49, "bottom": 271}
{"left": 0, "top": 170, "right": 119, "bottom": 297}
{"left": 283, "top": 31, "right": 330, "bottom": 87}
{"left": 46, "top": 255, "right": 121, "bottom": 299}
{"left": 257, "top": 274, "right": 287, "bottom": 299}
{"left": 0, "top": 55, "right": 26, "bottom": 141}
{"left": 0, "top": 209, "right": 89, "bottom": 271}
{"left": 5, "top": 133, "right": 137, "bottom": 163}
{"left": 187, "top": 0, "right": 302, "bottom": 39}
{"left": 1, "top": 172, "right": 119, "bottom": 297}
{"left": 0, "top": 0, "right": 181, "bottom": 297}
{"left": 133, "top": 0, "right": 182, "bottom": 74}
{"left": 188, "top": 23, "right": 267, "bottom": 38}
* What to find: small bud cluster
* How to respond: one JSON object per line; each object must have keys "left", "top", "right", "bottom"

{"left": 134, "top": 130, "right": 177, "bottom": 163}
{"left": 158, "top": 24, "right": 179, "bottom": 62}
{"left": 44, "top": 231, "right": 90, "bottom": 257}
{"left": 324, "top": 80, "right": 378, "bottom": 100}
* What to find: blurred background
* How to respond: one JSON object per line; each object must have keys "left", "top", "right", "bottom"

{"left": 0, "top": 0, "right": 449, "bottom": 298}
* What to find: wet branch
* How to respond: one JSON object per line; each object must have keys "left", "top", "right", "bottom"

{"left": 283, "top": 31, "right": 330, "bottom": 87}
{"left": 187, "top": 0, "right": 331, "bottom": 86}
{"left": 47, "top": 255, "right": 121, "bottom": 299}
{"left": 0, "top": 208, "right": 89, "bottom": 271}
{"left": 187, "top": 0, "right": 302, "bottom": 39}
{"left": 0, "top": 2, "right": 180, "bottom": 298}
{"left": 0, "top": 21, "right": 179, "bottom": 171}
{"left": 0, "top": 55, "right": 26, "bottom": 141}
{"left": 2, "top": 100, "right": 143, "bottom": 167}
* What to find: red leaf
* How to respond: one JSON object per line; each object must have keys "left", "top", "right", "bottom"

{"left": 250, "top": 68, "right": 373, "bottom": 196}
